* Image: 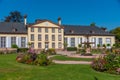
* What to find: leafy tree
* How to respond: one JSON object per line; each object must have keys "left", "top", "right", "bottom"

{"left": 90, "top": 22, "right": 96, "bottom": 26}
{"left": 4, "top": 11, "right": 24, "bottom": 22}
{"left": 111, "top": 27, "right": 120, "bottom": 43}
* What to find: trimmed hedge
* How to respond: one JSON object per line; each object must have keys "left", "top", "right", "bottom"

{"left": 67, "top": 47, "right": 77, "bottom": 51}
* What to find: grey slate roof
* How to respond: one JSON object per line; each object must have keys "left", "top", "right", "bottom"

{"left": 63, "top": 25, "right": 114, "bottom": 36}
{"left": 0, "top": 22, "right": 27, "bottom": 34}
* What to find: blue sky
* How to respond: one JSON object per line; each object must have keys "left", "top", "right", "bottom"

{"left": 0, "top": 0, "right": 120, "bottom": 30}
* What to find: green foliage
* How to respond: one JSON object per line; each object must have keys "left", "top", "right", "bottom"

{"left": 4, "top": 11, "right": 24, "bottom": 22}
{"left": 102, "top": 44, "right": 106, "bottom": 48}
{"left": 40, "top": 48, "right": 56, "bottom": 55}
{"left": 67, "top": 47, "right": 77, "bottom": 51}
{"left": 91, "top": 53, "right": 120, "bottom": 74}
{"left": 11, "top": 44, "right": 18, "bottom": 48}
{"left": 90, "top": 22, "right": 96, "bottom": 26}
{"left": 97, "top": 44, "right": 100, "bottom": 48}
{"left": 17, "top": 48, "right": 29, "bottom": 53}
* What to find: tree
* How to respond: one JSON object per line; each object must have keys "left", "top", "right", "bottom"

{"left": 111, "top": 27, "right": 120, "bottom": 43}
{"left": 90, "top": 22, "right": 96, "bottom": 26}
{"left": 4, "top": 11, "right": 24, "bottom": 22}
{"left": 63, "top": 42, "right": 68, "bottom": 50}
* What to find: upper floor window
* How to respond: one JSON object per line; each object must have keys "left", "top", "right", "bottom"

{"left": 31, "top": 34, "right": 34, "bottom": 41}
{"left": 58, "top": 28, "right": 61, "bottom": 33}
{"left": 31, "top": 27, "right": 34, "bottom": 32}
{"left": 58, "top": 35, "right": 62, "bottom": 41}
{"left": 38, "top": 34, "right": 41, "bottom": 41}
{"left": 21, "top": 37, "right": 26, "bottom": 48}
{"left": 45, "top": 35, "right": 48, "bottom": 41}
{"left": 52, "top": 35, "right": 55, "bottom": 41}
{"left": 38, "top": 28, "right": 41, "bottom": 32}
{"left": 52, "top": 28, "right": 55, "bottom": 33}
{"left": 45, "top": 28, "right": 48, "bottom": 33}
{"left": 11, "top": 37, "right": 16, "bottom": 45}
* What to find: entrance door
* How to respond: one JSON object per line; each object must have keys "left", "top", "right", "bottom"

{"left": 45, "top": 42, "right": 49, "bottom": 50}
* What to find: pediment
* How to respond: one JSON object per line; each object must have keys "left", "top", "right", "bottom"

{"left": 33, "top": 21, "right": 60, "bottom": 28}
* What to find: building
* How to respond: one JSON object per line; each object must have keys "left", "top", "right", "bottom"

{"left": 0, "top": 18, "right": 115, "bottom": 50}
{"left": 64, "top": 25, "right": 115, "bottom": 48}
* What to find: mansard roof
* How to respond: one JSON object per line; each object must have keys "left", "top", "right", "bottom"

{"left": 0, "top": 22, "right": 27, "bottom": 34}
{"left": 63, "top": 25, "right": 114, "bottom": 36}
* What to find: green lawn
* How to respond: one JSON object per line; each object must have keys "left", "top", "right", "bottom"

{"left": 50, "top": 55, "right": 93, "bottom": 61}
{"left": 0, "top": 54, "right": 120, "bottom": 80}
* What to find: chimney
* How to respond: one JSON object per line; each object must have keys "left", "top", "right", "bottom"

{"left": 58, "top": 17, "right": 61, "bottom": 25}
{"left": 24, "top": 14, "right": 27, "bottom": 25}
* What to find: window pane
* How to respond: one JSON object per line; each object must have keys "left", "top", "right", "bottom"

{"left": 58, "top": 42, "right": 62, "bottom": 48}
{"left": 52, "top": 35, "right": 55, "bottom": 41}
{"left": 52, "top": 28, "right": 55, "bottom": 33}
{"left": 11, "top": 37, "right": 16, "bottom": 46}
{"left": 58, "top": 35, "right": 62, "bottom": 41}
{"left": 31, "top": 28, "right": 34, "bottom": 32}
{"left": 21, "top": 37, "right": 26, "bottom": 48}
{"left": 1, "top": 37, "right": 6, "bottom": 48}
{"left": 45, "top": 35, "right": 48, "bottom": 41}
{"left": 58, "top": 28, "right": 61, "bottom": 33}
{"left": 45, "top": 28, "right": 48, "bottom": 33}
{"left": 98, "top": 38, "right": 102, "bottom": 46}
{"left": 71, "top": 38, "right": 75, "bottom": 47}
{"left": 38, "top": 43, "right": 41, "bottom": 48}
{"left": 38, "top": 28, "right": 41, "bottom": 32}
{"left": 52, "top": 43, "right": 55, "bottom": 48}
{"left": 31, "top": 34, "right": 34, "bottom": 41}
{"left": 38, "top": 34, "right": 41, "bottom": 41}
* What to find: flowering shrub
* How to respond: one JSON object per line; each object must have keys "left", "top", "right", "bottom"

{"left": 91, "top": 53, "right": 120, "bottom": 75}
{"left": 16, "top": 48, "right": 52, "bottom": 66}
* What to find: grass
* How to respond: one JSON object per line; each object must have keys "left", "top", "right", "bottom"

{"left": 0, "top": 54, "right": 120, "bottom": 80}
{"left": 50, "top": 55, "right": 93, "bottom": 61}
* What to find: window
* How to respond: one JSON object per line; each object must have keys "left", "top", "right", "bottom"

{"left": 31, "top": 27, "right": 34, "bottom": 32}
{"left": 38, "top": 43, "right": 41, "bottom": 48}
{"left": 64, "top": 38, "right": 67, "bottom": 43}
{"left": 58, "top": 35, "right": 62, "bottom": 41}
{"left": 52, "top": 43, "right": 55, "bottom": 48}
{"left": 45, "top": 35, "right": 48, "bottom": 41}
{"left": 71, "top": 38, "right": 75, "bottom": 47}
{"left": 52, "top": 35, "right": 55, "bottom": 41}
{"left": 58, "top": 28, "right": 61, "bottom": 33}
{"left": 38, "top": 28, "right": 41, "bottom": 32}
{"left": 45, "top": 28, "right": 48, "bottom": 33}
{"left": 31, "top": 34, "right": 34, "bottom": 41}
{"left": 11, "top": 37, "right": 16, "bottom": 45}
{"left": 31, "top": 43, "right": 34, "bottom": 48}
{"left": 1, "top": 37, "right": 6, "bottom": 48}
{"left": 38, "top": 34, "right": 41, "bottom": 41}
{"left": 98, "top": 38, "right": 102, "bottom": 46}
{"left": 21, "top": 37, "right": 26, "bottom": 48}
{"left": 58, "top": 42, "right": 62, "bottom": 48}
{"left": 52, "top": 28, "right": 55, "bottom": 33}
{"left": 106, "top": 38, "right": 111, "bottom": 44}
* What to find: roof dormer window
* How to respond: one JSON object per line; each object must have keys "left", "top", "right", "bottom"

{"left": 69, "top": 30, "right": 74, "bottom": 33}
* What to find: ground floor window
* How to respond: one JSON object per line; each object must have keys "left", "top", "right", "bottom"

{"left": 1, "top": 37, "right": 6, "bottom": 48}
{"left": 52, "top": 43, "right": 55, "bottom": 48}
{"left": 58, "top": 42, "right": 62, "bottom": 48}
{"left": 31, "top": 43, "right": 34, "bottom": 48}
{"left": 21, "top": 37, "right": 26, "bottom": 48}
{"left": 106, "top": 38, "right": 111, "bottom": 45}
{"left": 98, "top": 38, "right": 102, "bottom": 46}
{"left": 71, "top": 38, "right": 75, "bottom": 47}
{"left": 38, "top": 42, "right": 41, "bottom": 48}
{"left": 11, "top": 37, "right": 16, "bottom": 46}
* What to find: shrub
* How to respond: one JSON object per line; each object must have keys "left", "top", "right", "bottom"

{"left": 91, "top": 53, "right": 120, "bottom": 74}
{"left": 16, "top": 48, "right": 52, "bottom": 66}
{"left": 67, "top": 47, "right": 77, "bottom": 51}
{"left": 11, "top": 44, "right": 19, "bottom": 48}
{"left": 17, "top": 48, "right": 29, "bottom": 53}
{"left": 40, "top": 49, "right": 56, "bottom": 55}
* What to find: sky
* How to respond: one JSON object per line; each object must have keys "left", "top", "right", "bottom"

{"left": 0, "top": 0, "right": 120, "bottom": 30}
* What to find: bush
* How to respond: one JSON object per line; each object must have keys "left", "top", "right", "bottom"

{"left": 91, "top": 53, "right": 120, "bottom": 74}
{"left": 40, "top": 48, "right": 56, "bottom": 55}
{"left": 17, "top": 48, "right": 29, "bottom": 53}
{"left": 11, "top": 44, "right": 18, "bottom": 48}
{"left": 16, "top": 48, "right": 52, "bottom": 66}
{"left": 67, "top": 47, "right": 77, "bottom": 51}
